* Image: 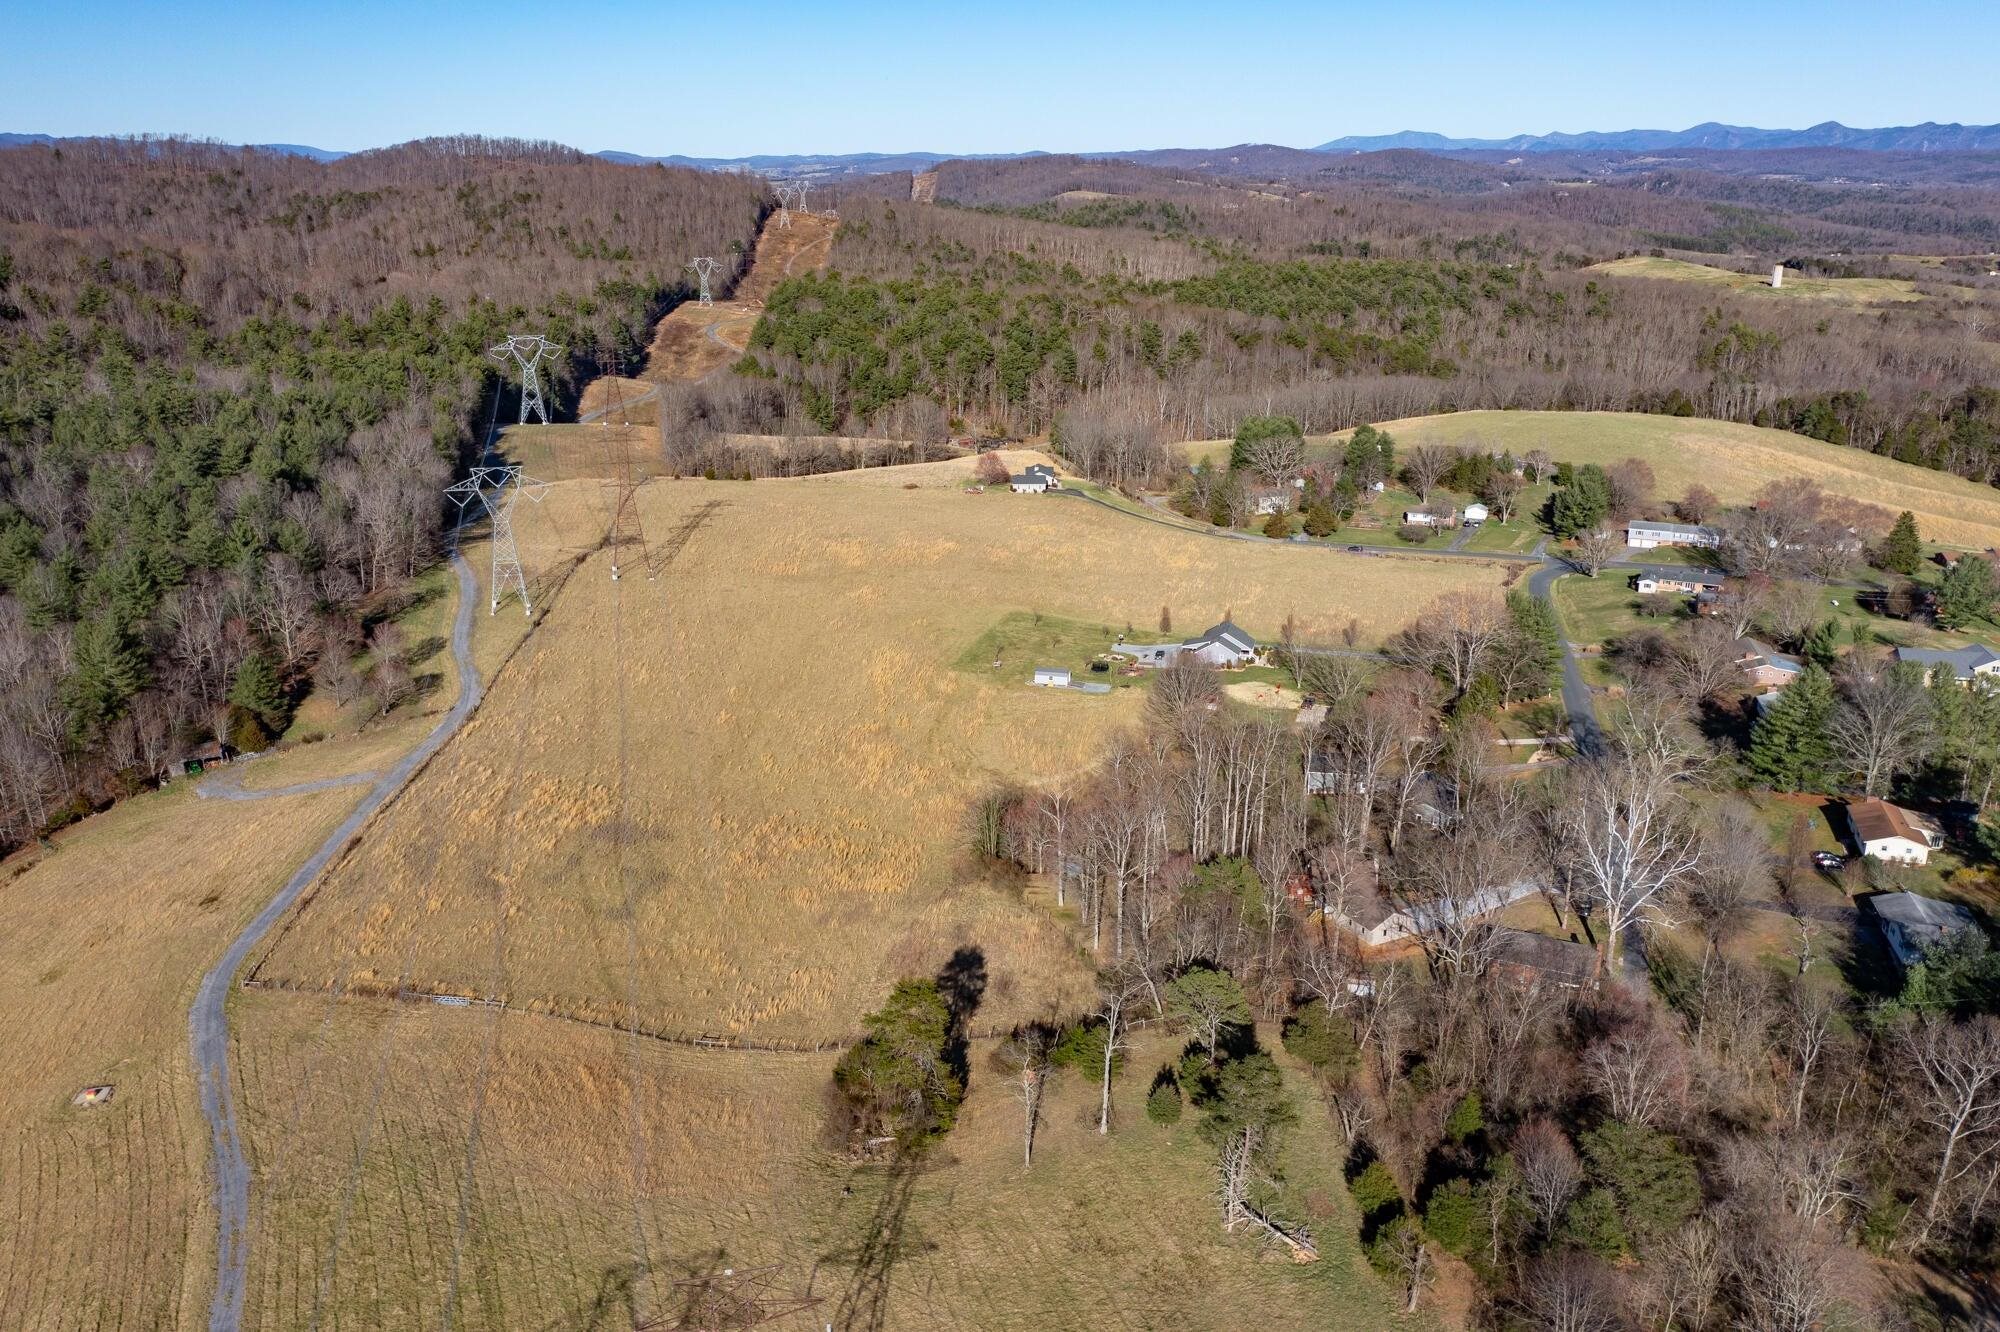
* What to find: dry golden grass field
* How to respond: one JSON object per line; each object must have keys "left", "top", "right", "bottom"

{"left": 0, "top": 782, "right": 365, "bottom": 1331}
{"left": 225, "top": 449, "right": 1454, "bottom": 1327}
{"left": 229, "top": 1003, "right": 1418, "bottom": 1330}
{"left": 0, "top": 431, "right": 1465, "bottom": 1327}
{"left": 1188, "top": 410, "right": 2000, "bottom": 549}
{"left": 577, "top": 374, "right": 659, "bottom": 425}
{"left": 252, "top": 452, "right": 1509, "bottom": 1045}
{"left": 1587, "top": 254, "right": 1926, "bottom": 305}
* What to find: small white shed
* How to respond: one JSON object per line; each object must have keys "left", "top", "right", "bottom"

{"left": 1032, "top": 667, "right": 1071, "bottom": 688}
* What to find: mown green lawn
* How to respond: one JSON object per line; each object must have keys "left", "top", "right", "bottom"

{"left": 954, "top": 610, "right": 1146, "bottom": 689}
{"left": 1553, "top": 571, "right": 1651, "bottom": 648}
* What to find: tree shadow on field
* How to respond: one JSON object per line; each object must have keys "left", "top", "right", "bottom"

{"left": 935, "top": 945, "right": 987, "bottom": 1086}
{"left": 561, "top": 1260, "right": 648, "bottom": 1331}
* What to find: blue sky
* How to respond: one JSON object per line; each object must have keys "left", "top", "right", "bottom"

{"left": 7, "top": 0, "right": 1996, "bottom": 156}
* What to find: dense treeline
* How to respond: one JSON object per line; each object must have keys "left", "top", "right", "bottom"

{"left": 721, "top": 187, "right": 2000, "bottom": 479}
{"left": 0, "top": 138, "right": 766, "bottom": 848}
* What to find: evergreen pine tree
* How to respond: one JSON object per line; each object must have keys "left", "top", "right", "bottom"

{"left": 1879, "top": 511, "right": 1922, "bottom": 575}
{"left": 1938, "top": 555, "right": 1996, "bottom": 630}
{"left": 1505, "top": 589, "right": 1562, "bottom": 700}
{"left": 1746, "top": 663, "right": 1836, "bottom": 791}
{"left": 228, "top": 650, "right": 289, "bottom": 733}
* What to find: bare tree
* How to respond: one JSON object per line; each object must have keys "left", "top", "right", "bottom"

{"left": 1570, "top": 528, "right": 1623, "bottom": 577}
{"left": 1401, "top": 443, "right": 1455, "bottom": 502}
{"left": 1515, "top": 1118, "right": 1583, "bottom": 1238}
{"left": 1780, "top": 982, "right": 1837, "bottom": 1127}
{"left": 1643, "top": 1216, "right": 1722, "bottom": 1332}
{"left": 1906, "top": 1013, "right": 2000, "bottom": 1244}
{"left": 1677, "top": 483, "right": 1719, "bottom": 524}
{"left": 1687, "top": 798, "right": 1770, "bottom": 957}
{"left": 1728, "top": 1216, "right": 1839, "bottom": 1332}
{"left": 1582, "top": 1018, "right": 1688, "bottom": 1128}
{"left": 1831, "top": 656, "right": 1933, "bottom": 795}
{"left": 1605, "top": 456, "right": 1655, "bottom": 517}
{"left": 995, "top": 1024, "right": 1056, "bottom": 1169}
{"left": 1482, "top": 470, "right": 1525, "bottom": 523}
{"left": 1095, "top": 965, "right": 1142, "bottom": 1134}
{"left": 1393, "top": 590, "right": 1507, "bottom": 701}
{"left": 1561, "top": 731, "right": 1702, "bottom": 975}
{"left": 1241, "top": 429, "right": 1305, "bottom": 486}
{"left": 1520, "top": 1254, "right": 1624, "bottom": 1332}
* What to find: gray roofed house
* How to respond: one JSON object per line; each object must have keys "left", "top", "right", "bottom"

{"left": 1736, "top": 637, "right": 1804, "bottom": 688}
{"left": 1483, "top": 927, "right": 1600, "bottom": 990}
{"left": 1115, "top": 619, "right": 1259, "bottom": 669}
{"left": 1871, "top": 891, "right": 1981, "bottom": 970}
{"left": 1896, "top": 644, "right": 2000, "bottom": 686}
{"left": 1627, "top": 519, "right": 1722, "bottom": 549}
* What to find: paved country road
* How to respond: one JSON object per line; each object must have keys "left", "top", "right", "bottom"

{"left": 191, "top": 548, "right": 484, "bottom": 1332}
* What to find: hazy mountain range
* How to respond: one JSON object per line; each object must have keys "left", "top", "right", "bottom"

{"left": 1312, "top": 120, "right": 2000, "bottom": 154}
{"left": 7, "top": 120, "right": 2000, "bottom": 177}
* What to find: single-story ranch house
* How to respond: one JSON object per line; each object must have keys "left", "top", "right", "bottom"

{"left": 1627, "top": 519, "right": 1722, "bottom": 550}
{"left": 1871, "top": 891, "right": 1980, "bottom": 970}
{"left": 1633, "top": 570, "right": 1725, "bottom": 596}
{"left": 1896, "top": 644, "right": 2000, "bottom": 687}
{"left": 1117, "top": 620, "right": 1258, "bottom": 669}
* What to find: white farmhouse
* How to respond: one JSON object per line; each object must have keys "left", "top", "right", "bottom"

{"left": 1844, "top": 797, "right": 1944, "bottom": 865}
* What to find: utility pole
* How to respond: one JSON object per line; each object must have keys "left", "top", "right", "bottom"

{"left": 445, "top": 466, "right": 548, "bottom": 615}
{"left": 489, "top": 333, "right": 562, "bottom": 425}
{"left": 599, "top": 349, "right": 651, "bottom": 583}
{"left": 688, "top": 256, "right": 721, "bottom": 308}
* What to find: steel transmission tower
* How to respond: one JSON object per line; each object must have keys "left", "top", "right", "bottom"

{"left": 445, "top": 466, "right": 549, "bottom": 615}
{"left": 771, "top": 181, "right": 799, "bottom": 229}
{"left": 793, "top": 180, "right": 814, "bottom": 215}
{"left": 688, "top": 256, "right": 721, "bottom": 308}
{"left": 489, "top": 333, "right": 563, "bottom": 425}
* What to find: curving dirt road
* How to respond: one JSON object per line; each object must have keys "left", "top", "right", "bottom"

{"left": 191, "top": 548, "right": 483, "bottom": 1332}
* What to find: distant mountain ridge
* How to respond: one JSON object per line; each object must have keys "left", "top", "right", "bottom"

{"left": 8, "top": 119, "right": 2000, "bottom": 177}
{"left": 0, "top": 132, "right": 349, "bottom": 160}
{"left": 1313, "top": 120, "right": 2000, "bottom": 154}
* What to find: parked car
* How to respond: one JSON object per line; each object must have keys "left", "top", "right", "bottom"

{"left": 1813, "top": 851, "right": 1844, "bottom": 871}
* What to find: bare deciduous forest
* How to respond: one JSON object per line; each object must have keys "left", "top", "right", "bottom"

{"left": 0, "top": 137, "right": 764, "bottom": 846}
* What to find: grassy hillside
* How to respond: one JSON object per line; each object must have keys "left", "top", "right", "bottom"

{"left": 1588, "top": 255, "right": 1924, "bottom": 305}
{"left": 253, "top": 452, "right": 1509, "bottom": 1045}
{"left": 219, "top": 450, "right": 1468, "bottom": 1327}
{"left": 1188, "top": 410, "right": 2000, "bottom": 549}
